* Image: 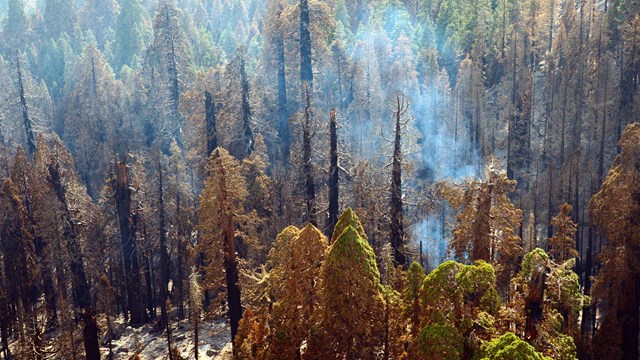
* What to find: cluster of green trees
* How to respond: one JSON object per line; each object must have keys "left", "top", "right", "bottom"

{"left": 233, "top": 207, "right": 585, "bottom": 359}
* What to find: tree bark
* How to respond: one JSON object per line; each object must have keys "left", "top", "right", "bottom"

{"left": 300, "top": 0, "right": 313, "bottom": 90}
{"left": 214, "top": 150, "right": 243, "bottom": 348}
{"left": 16, "top": 56, "right": 36, "bottom": 158}
{"left": 391, "top": 95, "right": 407, "bottom": 268}
{"left": 275, "top": 33, "right": 290, "bottom": 161}
{"left": 524, "top": 264, "right": 546, "bottom": 342}
{"left": 112, "top": 161, "right": 147, "bottom": 326}
{"left": 240, "top": 52, "right": 254, "bottom": 159}
{"left": 82, "top": 308, "right": 101, "bottom": 360}
{"left": 473, "top": 183, "right": 492, "bottom": 262}
{"left": 327, "top": 110, "right": 339, "bottom": 237}
{"left": 47, "top": 163, "right": 92, "bottom": 309}
{"left": 157, "top": 157, "right": 170, "bottom": 328}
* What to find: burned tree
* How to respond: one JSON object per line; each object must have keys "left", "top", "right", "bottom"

{"left": 198, "top": 148, "right": 245, "bottom": 348}
{"left": 327, "top": 110, "right": 339, "bottom": 236}
{"left": 300, "top": 0, "right": 313, "bottom": 91}
{"left": 390, "top": 95, "right": 407, "bottom": 268}
{"left": 205, "top": 90, "right": 218, "bottom": 157}
{"left": 111, "top": 160, "right": 147, "bottom": 325}
{"left": 239, "top": 51, "right": 254, "bottom": 159}
{"left": 16, "top": 55, "right": 36, "bottom": 158}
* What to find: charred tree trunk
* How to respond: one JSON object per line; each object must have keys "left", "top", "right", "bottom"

{"left": 327, "top": 110, "right": 339, "bottom": 237}
{"left": 48, "top": 163, "right": 92, "bottom": 309}
{"left": 473, "top": 182, "right": 493, "bottom": 262}
{"left": 205, "top": 91, "right": 218, "bottom": 157}
{"left": 112, "top": 161, "right": 147, "bottom": 326}
{"left": 214, "top": 150, "right": 243, "bottom": 349}
{"left": 275, "top": 34, "right": 290, "bottom": 161}
{"left": 16, "top": 56, "right": 36, "bottom": 158}
{"left": 618, "top": 270, "right": 640, "bottom": 360}
{"left": 240, "top": 52, "right": 254, "bottom": 159}
{"left": 157, "top": 158, "right": 170, "bottom": 328}
{"left": 300, "top": 0, "right": 313, "bottom": 91}
{"left": 47, "top": 163, "right": 99, "bottom": 358}
{"left": 390, "top": 95, "right": 407, "bottom": 268}
{"left": 524, "top": 264, "right": 546, "bottom": 342}
{"left": 303, "top": 87, "right": 317, "bottom": 227}
{"left": 82, "top": 308, "right": 100, "bottom": 360}
{"left": 0, "top": 315, "right": 9, "bottom": 360}
{"left": 143, "top": 235, "right": 156, "bottom": 320}
{"left": 175, "top": 193, "right": 186, "bottom": 320}
{"left": 17, "top": 167, "right": 57, "bottom": 329}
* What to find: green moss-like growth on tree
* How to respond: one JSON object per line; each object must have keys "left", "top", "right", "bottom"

{"left": 315, "top": 219, "right": 385, "bottom": 358}
{"left": 324, "top": 225, "right": 381, "bottom": 288}
{"left": 457, "top": 260, "right": 496, "bottom": 297}
{"left": 420, "top": 260, "right": 463, "bottom": 305}
{"left": 416, "top": 323, "right": 465, "bottom": 359}
{"left": 518, "top": 248, "right": 549, "bottom": 279}
{"left": 477, "top": 332, "right": 552, "bottom": 360}
{"left": 330, "top": 207, "right": 368, "bottom": 244}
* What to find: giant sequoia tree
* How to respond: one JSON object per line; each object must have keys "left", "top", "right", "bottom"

{"left": 590, "top": 123, "right": 640, "bottom": 359}
{"left": 198, "top": 148, "right": 246, "bottom": 346}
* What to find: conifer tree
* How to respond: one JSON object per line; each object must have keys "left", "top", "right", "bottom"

{"left": 327, "top": 110, "right": 339, "bottom": 236}
{"left": 390, "top": 94, "right": 408, "bottom": 268}
{"left": 3, "top": 0, "right": 28, "bottom": 51}
{"left": 268, "top": 223, "right": 327, "bottom": 358}
{"left": 590, "top": 123, "right": 640, "bottom": 359}
{"left": 548, "top": 203, "right": 578, "bottom": 263}
{"left": 198, "top": 147, "right": 246, "bottom": 346}
{"left": 113, "top": 0, "right": 149, "bottom": 71}
{"left": 313, "top": 209, "right": 385, "bottom": 358}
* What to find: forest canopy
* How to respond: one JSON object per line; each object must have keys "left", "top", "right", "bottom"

{"left": 0, "top": 0, "right": 639, "bottom": 359}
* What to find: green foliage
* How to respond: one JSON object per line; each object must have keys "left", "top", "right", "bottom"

{"left": 479, "top": 287, "right": 502, "bottom": 314}
{"left": 330, "top": 207, "right": 368, "bottom": 244}
{"left": 457, "top": 260, "right": 496, "bottom": 296}
{"left": 477, "top": 333, "right": 552, "bottom": 360}
{"left": 416, "top": 323, "right": 465, "bottom": 359}
{"left": 518, "top": 248, "right": 549, "bottom": 280}
{"left": 315, "top": 209, "right": 385, "bottom": 358}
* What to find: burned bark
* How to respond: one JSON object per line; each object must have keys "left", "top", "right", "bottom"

{"left": 327, "top": 110, "right": 339, "bottom": 237}
{"left": 112, "top": 160, "right": 147, "bottom": 326}
{"left": 390, "top": 95, "right": 407, "bottom": 268}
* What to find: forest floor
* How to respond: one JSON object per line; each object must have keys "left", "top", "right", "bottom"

{"left": 102, "top": 315, "right": 232, "bottom": 359}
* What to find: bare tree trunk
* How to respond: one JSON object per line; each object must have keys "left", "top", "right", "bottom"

{"left": 47, "top": 163, "right": 92, "bottom": 309}
{"left": 390, "top": 95, "right": 407, "bottom": 268}
{"left": 275, "top": 32, "right": 290, "bottom": 161}
{"left": 16, "top": 56, "right": 36, "bottom": 158}
{"left": 525, "top": 264, "right": 546, "bottom": 342}
{"left": 214, "top": 150, "right": 243, "bottom": 349}
{"left": 112, "top": 161, "right": 147, "bottom": 326}
{"left": 82, "top": 308, "right": 100, "bottom": 360}
{"left": 157, "top": 157, "right": 170, "bottom": 329}
{"left": 175, "top": 193, "right": 185, "bottom": 320}
{"left": 300, "top": 0, "right": 313, "bottom": 90}
{"left": 473, "top": 183, "right": 492, "bottom": 262}
{"left": 327, "top": 110, "right": 339, "bottom": 237}
{"left": 240, "top": 52, "right": 254, "bottom": 159}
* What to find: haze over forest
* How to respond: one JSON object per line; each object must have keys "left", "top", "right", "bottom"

{"left": 0, "top": 0, "right": 639, "bottom": 358}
